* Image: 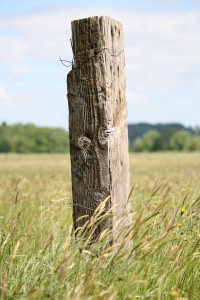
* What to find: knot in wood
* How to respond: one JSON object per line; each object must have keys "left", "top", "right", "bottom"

{"left": 77, "top": 136, "right": 92, "bottom": 150}
{"left": 98, "top": 126, "right": 115, "bottom": 145}
{"left": 94, "top": 192, "right": 104, "bottom": 203}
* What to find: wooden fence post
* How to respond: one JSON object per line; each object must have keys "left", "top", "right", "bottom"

{"left": 67, "top": 16, "right": 130, "bottom": 242}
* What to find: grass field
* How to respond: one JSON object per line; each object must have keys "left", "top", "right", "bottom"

{"left": 0, "top": 153, "right": 199, "bottom": 299}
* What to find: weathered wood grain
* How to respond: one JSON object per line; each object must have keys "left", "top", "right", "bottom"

{"left": 67, "top": 16, "right": 130, "bottom": 242}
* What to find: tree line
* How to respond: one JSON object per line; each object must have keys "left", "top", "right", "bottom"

{"left": 0, "top": 122, "right": 200, "bottom": 153}
{"left": 129, "top": 123, "right": 200, "bottom": 152}
{"left": 0, "top": 123, "right": 69, "bottom": 153}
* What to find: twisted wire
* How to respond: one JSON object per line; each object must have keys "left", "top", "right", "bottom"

{"left": 59, "top": 47, "right": 124, "bottom": 69}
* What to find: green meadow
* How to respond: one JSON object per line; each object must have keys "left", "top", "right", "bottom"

{"left": 0, "top": 153, "right": 199, "bottom": 299}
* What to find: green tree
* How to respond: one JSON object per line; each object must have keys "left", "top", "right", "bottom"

{"left": 194, "top": 126, "right": 200, "bottom": 135}
{"left": 0, "top": 123, "right": 69, "bottom": 153}
{"left": 169, "top": 130, "right": 192, "bottom": 151}
{"left": 190, "top": 136, "right": 200, "bottom": 151}
{"left": 132, "top": 130, "right": 161, "bottom": 152}
{"left": 142, "top": 130, "right": 161, "bottom": 152}
{"left": 0, "top": 136, "right": 12, "bottom": 152}
{"left": 159, "top": 128, "right": 177, "bottom": 150}
{"left": 132, "top": 137, "right": 144, "bottom": 152}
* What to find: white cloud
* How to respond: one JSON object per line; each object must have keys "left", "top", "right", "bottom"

{"left": 126, "top": 90, "right": 146, "bottom": 104}
{"left": 0, "top": 87, "right": 10, "bottom": 102}
{"left": 7, "top": 65, "right": 32, "bottom": 80}
{"left": 0, "top": 37, "right": 30, "bottom": 62}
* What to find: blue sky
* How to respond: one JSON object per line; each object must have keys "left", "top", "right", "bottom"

{"left": 0, "top": 0, "right": 200, "bottom": 129}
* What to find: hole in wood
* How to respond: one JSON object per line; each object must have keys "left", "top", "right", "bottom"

{"left": 94, "top": 192, "right": 103, "bottom": 203}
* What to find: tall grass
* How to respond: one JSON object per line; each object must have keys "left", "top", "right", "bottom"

{"left": 0, "top": 153, "right": 199, "bottom": 299}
